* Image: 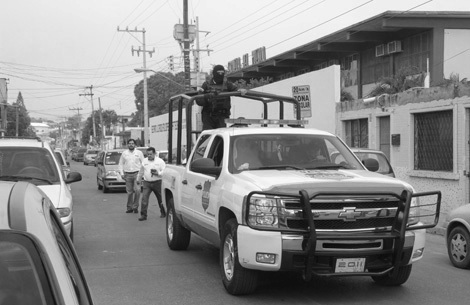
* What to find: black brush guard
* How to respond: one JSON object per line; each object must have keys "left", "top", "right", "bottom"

{"left": 244, "top": 189, "right": 441, "bottom": 281}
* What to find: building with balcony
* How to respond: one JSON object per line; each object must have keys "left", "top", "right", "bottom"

{"left": 227, "top": 11, "right": 470, "bottom": 226}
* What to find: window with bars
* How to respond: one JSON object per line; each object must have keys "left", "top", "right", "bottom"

{"left": 344, "top": 118, "right": 368, "bottom": 148}
{"left": 414, "top": 110, "right": 453, "bottom": 171}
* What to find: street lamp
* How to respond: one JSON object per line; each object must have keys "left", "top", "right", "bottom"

{"left": 134, "top": 68, "right": 150, "bottom": 146}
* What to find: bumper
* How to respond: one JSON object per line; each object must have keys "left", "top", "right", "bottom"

{"left": 104, "top": 178, "right": 126, "bottom": 189}
{"left": 237, "top": 225, "right": 426, "bottom": 274}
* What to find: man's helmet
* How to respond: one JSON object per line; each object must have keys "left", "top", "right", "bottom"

{"left": 212, "top": 65, "right": 225, "bottom": 84}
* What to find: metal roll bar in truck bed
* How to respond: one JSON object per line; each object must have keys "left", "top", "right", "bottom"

{"left": 166, "top": 89, "right": 305, "bottom": 164}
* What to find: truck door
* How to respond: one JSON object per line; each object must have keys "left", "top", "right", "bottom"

{"left": 181, "top": 135, "right": 212, "bottom": 223}
{"left": 191, "top": 136, "right": 224, "bottom": 234}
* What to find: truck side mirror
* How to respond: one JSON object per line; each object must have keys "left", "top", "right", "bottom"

{"left": 190, "top": 158, "right": 222, "bottom": 176}
{"left": 362, "top": 158, "right": 379, "bottom": 172}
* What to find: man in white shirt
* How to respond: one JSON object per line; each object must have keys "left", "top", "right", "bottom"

{"left": 137, "top": 147, "right": 166, "bottom": 221}
{"left": 118, "top": 139, "right": 144, "bottom": 213}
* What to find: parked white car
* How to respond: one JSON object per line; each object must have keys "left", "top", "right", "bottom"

{"left": 54, "top": 148, "right": 71, "bottom": 177}
{"left": 446, "top": 204, "right": 470, "bottom": 269}
{"left": 0, "top": 137, "right": 82, "bottom": 240}
{"left": 0, "top": 180, "right": 94, "bottom": 304}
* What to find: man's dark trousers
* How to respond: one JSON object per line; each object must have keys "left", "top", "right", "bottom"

{"left": 140, "top": 180, "right": 164, "bottom": 217}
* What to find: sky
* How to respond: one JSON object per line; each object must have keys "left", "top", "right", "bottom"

{"left": 1, "top": 0, "right": 469, "bottom": 122}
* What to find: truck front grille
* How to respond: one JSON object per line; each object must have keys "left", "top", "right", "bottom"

{"left": 282, "top": 196, "right": 400, "bottom": 232}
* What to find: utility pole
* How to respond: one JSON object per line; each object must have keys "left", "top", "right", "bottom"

{"left": 69, "top": 107, "right": 83, "bottom": 144}
{"left": 0, "top": 78, "right": 9, "bottom": 137}
{"left": 98, "top": 97, "right": 104, "bottom": 150}
{"left": 193, "top": 16, "right": 212, "bottom": 73}
{"left": 79, "top": 86, "right": 96, "bottom": 146}
{"left": 15, "top": 105, "right": 18, "bottom": 137}
{"left": 183, "top": 0, "right": 191, "bottom": 91}
{"left": 118, "top": 26, "right": 155, "bottom": 146}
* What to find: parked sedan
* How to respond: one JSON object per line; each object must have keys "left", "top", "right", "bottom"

{"left": 446, "top": 204, "right": 470, "bottom": 269}
{"left": 0, "top": 181, "right": 94, "bottom": 304}
{"left": 75, "top": 147, "right": 88, "bottom": 162}
{"left": 83, "top": 149, "right": 99, "bottom": 166}
{"left": 96, "top": 149, "right": 126, "bottom": 193}
{"left": 54, "top": 148, "right": 71, "bottom": 177}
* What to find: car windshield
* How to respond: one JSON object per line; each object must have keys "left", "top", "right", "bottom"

{"left": 105, "top": 152, "right": 122, "bottom": 165}
{"left": 158, "top": 152, "right": 168, "bottom": 161}
{"left": 0, "top": 147, "right": 60, "bottom": 184}
{"left": 86, "top": 150, "right": 99, "bottom": 154}
{"left": 229, "top": 134, "right": 363, "bottom": 172}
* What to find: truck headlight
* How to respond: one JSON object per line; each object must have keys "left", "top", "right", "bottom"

{"left": 248, "top": 196, "right": 280, "bottom": 228}
{"left": 407, "top": 197, "right": 420, "bottom": 226}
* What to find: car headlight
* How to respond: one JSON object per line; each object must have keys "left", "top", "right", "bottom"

{"left": 407, "top": 197, "right": 420, "bottom": 226}
{"left": 247, "top": 195, "right": 287, "bottom": 229}
{"left": 57, "top": 207, "right": 71, "bottom": 218}
{"left": 106, "top": 170, "right": 119, "bottom": 178}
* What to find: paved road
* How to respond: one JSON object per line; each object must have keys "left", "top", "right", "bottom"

{"left": 70, "top": 161, "right": 469, "bottom": 305}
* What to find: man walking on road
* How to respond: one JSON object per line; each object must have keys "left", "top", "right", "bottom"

{"left": 118, "top": 139, "right": 144, "bottom": 214}
{"left": 137, "top": 147, "right": 166, "bottom": 221}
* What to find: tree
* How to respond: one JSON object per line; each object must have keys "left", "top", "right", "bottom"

{"left": 5, "top": 92, "right": 36, "bottom": 137}
{"left": 130, "top": 72, "right": 185, "bottom": 126}
{"left": 81, "top": 109, "right": 118, "bottom": 145}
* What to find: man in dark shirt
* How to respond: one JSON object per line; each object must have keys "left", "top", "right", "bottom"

{"left": 197, "top": 65, "right": 237, "bottom": 130}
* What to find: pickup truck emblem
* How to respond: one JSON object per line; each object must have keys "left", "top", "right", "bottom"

{"left": 338, "top": 207, "right": 362, "bottom": 221}
{"left": 202, "top": 181, "right": 211, "bottom": 211}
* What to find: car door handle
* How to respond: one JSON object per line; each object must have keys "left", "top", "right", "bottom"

{"left": 195, "top": 184, "right": 202, "bottom": 190}
{"left": 182, "top": 180, "right": 187, "bottom": 185}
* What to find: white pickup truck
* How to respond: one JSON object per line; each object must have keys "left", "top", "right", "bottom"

{"left": 161, "top": 90, "right": 441, "bottom": 295}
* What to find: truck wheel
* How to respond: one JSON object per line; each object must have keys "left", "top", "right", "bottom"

{"left": 447, "top": 225, "right": 470, "bottom": 269}
{"left": 166, "top": 198, "right": 191, "bottom": 250}
{"left": 220, "top": 218, "right": 258, "bottom": 295}
{"left": 372, "top": 264, "right": 412, "bottom": 286}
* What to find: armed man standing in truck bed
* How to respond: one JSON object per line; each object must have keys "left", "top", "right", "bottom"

{"left": 197, "top": 65, "right": 238, "bottom": 130}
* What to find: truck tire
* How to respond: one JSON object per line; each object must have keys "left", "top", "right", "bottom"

{"left": 372, "top": 264, "right": 412, "bottom": 286}
{"left": 447, "top": 225, "right": 470, "bottom": 269}
{"left": 166, "top": 198, "right": 191, "bottom": 250}
{"left": 220, "top": 218, "right": 258, "bottom": 295}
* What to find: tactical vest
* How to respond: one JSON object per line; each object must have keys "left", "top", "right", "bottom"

{"left": 206, "top": 82, "right": 231, "bottom": 115}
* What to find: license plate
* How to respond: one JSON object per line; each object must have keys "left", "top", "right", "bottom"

{"left": 335, "top": 258, "right": 365, "bottom": 273}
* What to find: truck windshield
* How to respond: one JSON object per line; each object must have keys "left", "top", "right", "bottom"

{"left": 230, "top": 134, "right": 363, "bottom": 172}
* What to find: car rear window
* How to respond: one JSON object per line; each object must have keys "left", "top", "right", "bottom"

{"left": 86, "top": 150, "right": 99, "bottom": 154}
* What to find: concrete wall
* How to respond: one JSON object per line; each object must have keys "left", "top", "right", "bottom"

{"left": 337, "top": 84, "right": 470, "bottom": 223}
{"left": 444, "top": 29, "right": 470, "bottom": 80}
{"left": 240, "top": 65, "right": 340, "bottom": 134}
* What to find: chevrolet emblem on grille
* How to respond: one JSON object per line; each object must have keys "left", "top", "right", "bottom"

{"left": 338, "top": 207, "right": 362, "bottom": 222}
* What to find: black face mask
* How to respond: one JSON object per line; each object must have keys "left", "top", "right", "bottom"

{"left": 212, "top": 66, "right": 225, "bottom": 84}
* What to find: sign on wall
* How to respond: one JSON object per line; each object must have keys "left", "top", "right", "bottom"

{"left": 292, "top": 85, "right": 312, "bottom": 118}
